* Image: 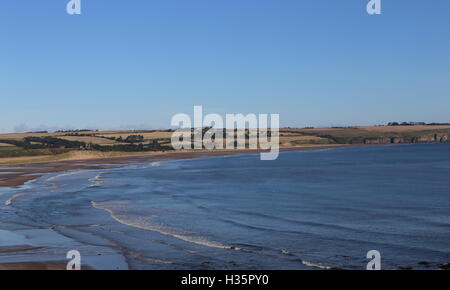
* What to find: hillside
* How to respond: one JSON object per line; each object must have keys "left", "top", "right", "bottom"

{"left": 1, "top": 125, "right": 449, "bottom": 164}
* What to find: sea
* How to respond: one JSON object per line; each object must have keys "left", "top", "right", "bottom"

{"left": 0, "top": 144, "right": 449, "bottom": 270}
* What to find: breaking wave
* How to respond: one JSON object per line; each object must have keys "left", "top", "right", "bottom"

{"left": 88, "top": 173, "right": 104, "bottom": 188}
{"left": 91, "top": 200, "right": 237, "bottom": 250}
{"left": 45, "top": 170, "right": 84, "bottom": 183}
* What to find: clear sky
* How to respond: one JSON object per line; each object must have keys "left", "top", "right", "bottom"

{"left": 1, "top": 0, "right": 449, "bottom": 132}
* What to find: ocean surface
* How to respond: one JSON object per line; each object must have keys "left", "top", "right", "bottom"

{"left": 1, "top": 144, "right": 449, "bottom": 270}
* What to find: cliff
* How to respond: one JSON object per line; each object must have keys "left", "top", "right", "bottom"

{"left": 363, "top": 133, "right": 449, "bottom": 145}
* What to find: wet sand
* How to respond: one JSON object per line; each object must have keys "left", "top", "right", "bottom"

{"left": 0, "top": 261, "right": 69, "bottom": 270}
{"left": 0, "top": 245, "right": 69, "bottom": 270}
{"left": 0, "top": 227, "right": 128, "bottom": 270}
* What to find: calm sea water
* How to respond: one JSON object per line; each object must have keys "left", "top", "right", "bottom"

{"left": 1, "top": 144, "right": 449, "bottom": 269}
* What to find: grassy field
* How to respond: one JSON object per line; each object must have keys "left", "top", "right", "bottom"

{"left": 0, "top": 125, "right": 449, "bottom": 164}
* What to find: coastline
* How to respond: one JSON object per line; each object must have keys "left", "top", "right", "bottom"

{"left": 0, "top": 145, "right": 353, "bottom": 188}
{"left": 0, "top": 145, "right": 355, "bottom": 270}
{"left": 0, "top": 143, "right": 449, "bottom": 270}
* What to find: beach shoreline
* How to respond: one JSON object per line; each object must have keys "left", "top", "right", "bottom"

{"left": 0, "top": 145, "right": 356, "bottom": 270}
{"left": 0, "top": 145, "right": 353, "bottom": 188}
{"left": 1, "top": 143, "right": 449, "bottom": 270}
{"left": 0, "top": 261, "right": 70, "bottom": 270}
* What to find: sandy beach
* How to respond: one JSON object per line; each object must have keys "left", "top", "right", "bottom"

{"left": 0, "top": 261, "right": 68, "bottom": 270}
{"left": 0, "top": 145, "right": 350, "bottom": 188}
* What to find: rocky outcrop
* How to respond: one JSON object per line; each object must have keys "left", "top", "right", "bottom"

{"left": 363, "top": 133, "right": 450, "bottom": 145}
{"left": 363, "top": 137, "right": 391, "bottom": 144}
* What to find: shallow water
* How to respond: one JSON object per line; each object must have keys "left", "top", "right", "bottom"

{"left": 1, "top": 144, "right": 449, "bottom": 269}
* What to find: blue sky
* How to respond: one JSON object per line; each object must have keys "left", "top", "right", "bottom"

{"left": 1, "top": 0, "right": 449, "bottom": 132}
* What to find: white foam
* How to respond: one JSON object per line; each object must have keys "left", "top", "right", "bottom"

{"left": 302, "top": 260, "right": 332, "bottom": 270}
{"left": 151, "top": 162, "right": 161, "bottom": 167}
{"left": 45, "top": 170, "right": 83, "bottom": 182}
{"left": 133, "top": 161, "right": 162, "bottom": 169}
{"left": 88, "top": 173, "right": 104, "bottom": 187}
{"left": 91, "top": 201, "right": 237, "bottom": 250}
{"left": 5, "top": 192, "right": 27, "bottom": 206}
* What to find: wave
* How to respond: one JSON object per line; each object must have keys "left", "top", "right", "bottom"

{"left": 230, "top": 243, "right": 334, "bottom": 270}
{"left": 45, "top": 170, "right": 106, "bottom": 188}
{"left": 124, "top": 161, "right": 163, "bottom": 171}
{"left": 226, "top": 209, "right": 424, "bottom": 238}
{"left": 301, "top": 260, "right": 333, "bottom": 270}
{"left": 45, "top": 170, "right": 84, "bottom": 183}
{"left": 4, "top": 193, "right": 25, "bottom": 206}
{"left": 151, "top": 162, "right": 161, "bottom": 167}
{"left": 3, "top": 178, "right": 42, "bottom": 206}
{"left": 88, "top": 173, "right": 104, "bottom": 188}
{"left": 137, "top": 161, "right": 162, "bottom": 169}
{"left": 91, "top": 200, "right": 238, "bottom": 250}
{"left": 5, "top": 170, "right": 101, "bottom": 206}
